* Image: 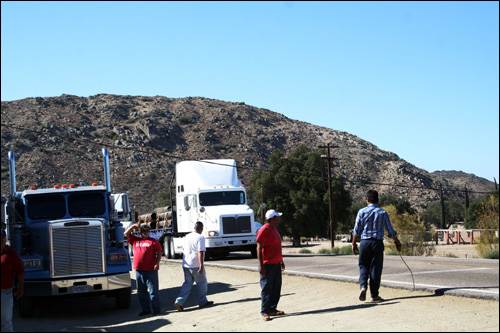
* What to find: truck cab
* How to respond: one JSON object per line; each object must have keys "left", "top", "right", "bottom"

{"left": 4, "top": 149, "right": 132, "bottom": 317}
{"left": 172, "top": 160, "right": 257, "bottom": 258}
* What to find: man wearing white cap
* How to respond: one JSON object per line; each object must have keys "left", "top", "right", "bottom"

{"left": 257, "top": 209, "right": 286, "bottom": 321}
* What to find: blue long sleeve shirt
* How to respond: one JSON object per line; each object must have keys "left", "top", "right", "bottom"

{"left": 353, "top": 204, "right": 397, "bottom": 240}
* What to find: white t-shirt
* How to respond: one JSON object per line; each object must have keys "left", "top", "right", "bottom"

{"left": 182, "top": 231, "right": 206, "bottom": 268}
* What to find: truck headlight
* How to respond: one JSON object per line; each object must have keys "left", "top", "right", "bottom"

{"left": 207, "top": 231, "right": 219, "bottom": 237}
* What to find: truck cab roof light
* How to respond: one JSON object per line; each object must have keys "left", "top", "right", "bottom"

{"left": 70, "top": 184, "right": 75, "bottom": 188}
{"left": 62, "top": 184, "right": 67, "bottom": 188}
{"left": 30, "top": 186, "right": 36, "bottom": 190}
{"left": 54, "top": 185, "right": 60, "bottom": 189}
{"left": 92, "top": 183, "right": 98, "bottom": 186}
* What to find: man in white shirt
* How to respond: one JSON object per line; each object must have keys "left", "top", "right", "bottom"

{"left": 174, "top": 222, "right": 214, "bottom": 311}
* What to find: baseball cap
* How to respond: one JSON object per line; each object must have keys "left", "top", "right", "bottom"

{"left": 265, "top": 209, "right": 282, "bottom": 220}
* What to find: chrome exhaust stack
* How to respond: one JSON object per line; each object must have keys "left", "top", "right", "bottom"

{"left": 8, "top": 151, "right": 16, "bottom": 199}
{"left": 102, "top": 148, "right": 111, "bottom": 193}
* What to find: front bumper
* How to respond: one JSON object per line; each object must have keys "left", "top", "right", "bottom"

{"left": 24, "top": 273, "right": 131, "bottom": 297}
{"left": 205, "top": 236, "right": 256, "bottom": 249}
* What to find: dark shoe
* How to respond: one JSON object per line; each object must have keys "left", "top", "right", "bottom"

{"left": 153, "top": 309, "right": 161, "bottom": 315}
{"left": 200, "top": 301, "right": 214, "bottom": 308}
{"left": 138, "top": 310, "right": 152, "bottom": 316}
{"left": 371, "top": 296, "right": 384, "bottom": 303}
{"left": 359, "top": 288, "right": 367, "bottom": 301}
{"left": 269, "top": 310, "right": 285, "bottom": 316}
{"left": 175, "top": 302, "right": 184, "bottom": 312}
{"left": 262, "top": 314, "right": 271, "bottom": 321}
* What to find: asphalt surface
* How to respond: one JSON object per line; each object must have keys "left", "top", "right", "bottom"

{"left": 169, "top": 252, "right": 499, "bottom": 300}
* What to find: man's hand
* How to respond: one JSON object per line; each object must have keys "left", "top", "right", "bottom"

{"left": 259, "top": 265, "right": 266, "bottom": 276}
{"left": 395, "top": 241, "right": 402, "bottom": 252}
{"left": 352, "top": 243, "right": 359, "bottom": 255}
{"left": 281, "top": 261, "right": 285, "bottom": 272}
{"left": 14, "top": 287, "right": 24, "bottom": 300}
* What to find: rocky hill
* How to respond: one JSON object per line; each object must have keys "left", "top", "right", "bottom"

{"left": 1, "top": 94, "right": 495, "bottom": 214}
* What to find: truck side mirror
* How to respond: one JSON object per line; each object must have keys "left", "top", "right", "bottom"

{"left": 184, "top": 196, "right": 190, "bottom": 211}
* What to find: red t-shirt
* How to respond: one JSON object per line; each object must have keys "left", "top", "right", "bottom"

{"left": 1, "top": 245, "right": 26, "bottom": 290}
{"left": 127, "top": 235, "right": 163, "bottom": 271}
{"left": 256, "top": 224, "right": 283, "bottom": 264}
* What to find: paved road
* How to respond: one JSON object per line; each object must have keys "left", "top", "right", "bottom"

{"left": 168, "top": 252, "right": 499, "bottom": 300}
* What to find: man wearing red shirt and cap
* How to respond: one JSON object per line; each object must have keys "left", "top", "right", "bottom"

{"left": 124, "top": 224, "right": 163, "bottom": 316}
{"left": 257, "top": 209, "right": 285, "bottom": 321}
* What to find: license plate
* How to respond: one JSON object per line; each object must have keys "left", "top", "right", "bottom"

{"left": 73, "top": 285, "right": 88, "bottom": 293}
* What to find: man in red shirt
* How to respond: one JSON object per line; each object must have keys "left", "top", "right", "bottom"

{"left": 124, "top": 224, "right": 163, "bottom": 316}
{"left": 257, "top": 210, "right": 286, "bottom": 321}
{"left": 2, "top": 229, "right": 25, "bottom": 332}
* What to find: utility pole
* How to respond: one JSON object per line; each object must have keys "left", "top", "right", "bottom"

{"left": 319, "top": 143, "right": 338, "bottom": 249}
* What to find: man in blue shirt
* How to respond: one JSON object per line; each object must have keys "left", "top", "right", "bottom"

{"left": 352, "top": 190, "right": 402, "bottom": 302}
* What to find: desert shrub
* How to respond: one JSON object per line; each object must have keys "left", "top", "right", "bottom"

{"left": 386, "top": 249, "right": 400, "bottom": 256}
{"left": 482, "top": 249, "right": 499, "bottom": 259}
{"left": 318, "top": 248, "right": 339, "bottom": 255}
{"left": 474, "top": 194, "right": 499, "bottom": 258}
{"left": 338, "top": 245, "right": 353, "bottom": 255}
{"left": 299, "top": 249, "right": 312, "bottom": 254}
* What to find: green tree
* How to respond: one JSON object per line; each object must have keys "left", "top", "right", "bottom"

{"left": 250, "top": 146, "right": 330, "bottom": 247}
{"left": 421, "top": 200, "right": 465, "bottom": 229}
{"left": 464, "top": 186, "right": 470, "bottom": 229}
{"left": 379, "top": 195, "right": 416, "bottom": 215}
{"left": 440, "top": 183, "right": 446, "bottom": 229}
{"left": 328, "top": 177, "right": 353, "bottom": 234}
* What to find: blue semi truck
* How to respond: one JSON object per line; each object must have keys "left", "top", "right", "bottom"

{"left": 2, "top": 148, "right": 132, "bottom": 317}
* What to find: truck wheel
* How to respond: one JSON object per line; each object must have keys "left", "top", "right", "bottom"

{"left": 115, "top": 287, "right": 131, "bottom": 309}
{"left": 164, "top": 236, "right": 172, "bottom": 259}
{"left": 19, "top": 296, "right": 35, "bottom": 318}
{"left": 250, "top": 248, "right": 258, "bottom": 258}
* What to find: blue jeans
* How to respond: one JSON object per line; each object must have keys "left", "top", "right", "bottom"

{"left": 358, "top": 239, "right": 385, "bottom": 298}
{"left": 175, "top": 267, "right": 209, "bottom": 307}
{"left": 1, "top": 288, "right": 14, "bottom": 332}
{"left": 260, "top": 264, "right": 282, "bottom": 316}
{"left": 135, "top": 270, "right": 161, "bottom": 312}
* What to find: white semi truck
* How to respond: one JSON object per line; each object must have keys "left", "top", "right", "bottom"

{"left": 138, "top": 159, "right": 257, "bottom": 259}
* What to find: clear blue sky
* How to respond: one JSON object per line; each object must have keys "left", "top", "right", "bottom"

{"left": 2, "top": 1, "right": 499, "bottom": 182}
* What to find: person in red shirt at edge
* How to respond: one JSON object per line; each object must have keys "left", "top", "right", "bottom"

{"left": 124, "top": 223, "right": 163, "bottom": 316}
{"left": 257, "top": 210, "right": 286, "bottom": 321}
{"left": 2, "top": 229, "right": 25, "bottom": 332}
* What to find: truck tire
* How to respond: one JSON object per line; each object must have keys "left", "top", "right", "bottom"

{"left": 164, "top": 236, "right": 172, "bottom": 259}
{"left": 250, "top": 248, "right": 258, "bottom": 258}
{"left": 115, "top": 287, "right": 131, "bottom": 309}
{"left": 19, "top": 296, "right": 35, "bottom": 318}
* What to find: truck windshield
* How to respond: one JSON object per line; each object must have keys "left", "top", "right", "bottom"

{"left": 199, "top": 191, "right": 246, "bottom": 206}
{"left": 27, "top": 195, "right": 66, "bottom": 220}
{"left": 68, "top": 193, "right": 106, "bottom": 217}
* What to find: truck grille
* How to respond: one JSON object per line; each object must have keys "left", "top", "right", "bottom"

{"left": 51, "top": 225, "right": 104, "bottom": 278}
{"left": 222, "top": 216, "right": 251, "bottom": 234}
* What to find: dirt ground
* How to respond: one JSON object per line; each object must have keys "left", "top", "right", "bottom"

{"left": 13, "top": 259, "right": 499, "bottom": 332}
